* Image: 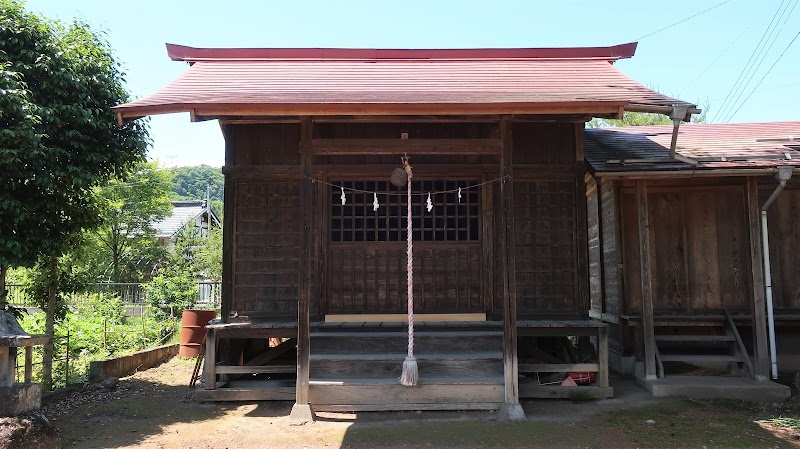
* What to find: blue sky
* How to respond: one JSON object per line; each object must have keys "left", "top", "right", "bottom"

{"left": 25, "top": 0, "right": 800, "bottom": 166}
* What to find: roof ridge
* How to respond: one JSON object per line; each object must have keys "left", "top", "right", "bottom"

{"left": 165, "top": 43, "right": 638, "bottom": 63}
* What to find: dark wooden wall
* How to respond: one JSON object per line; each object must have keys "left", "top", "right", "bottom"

{"left": 508, "top": 122, "right": 588, "bottom": 318}
{"left": 619, "top": 179, "right": 752, "bottom": 313}
{"left": 225, "top": 124, "right": 302, "bottom": 321}
{"left": 222, "top": 120, "right": 589, "bottom": 321}
{"left": 763, "top": 182, "right": 800, "bottom": 310}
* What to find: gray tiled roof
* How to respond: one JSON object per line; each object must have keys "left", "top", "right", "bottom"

{"left": 152, "top": 201, "right": 215, "bottom": 238}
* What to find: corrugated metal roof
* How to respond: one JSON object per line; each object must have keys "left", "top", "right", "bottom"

{"left": 115, "top": 43, "right": 693, "bottom": 120}
{"left": 585, "top": 122, "right": 800, "bottom": 174}
{"left": 152, "top": 201, "right": 210, "bottom": 238}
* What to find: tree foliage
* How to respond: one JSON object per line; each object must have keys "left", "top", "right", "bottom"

{"left": 169, "top": 165, "right": 223, "bottom": 201}
{"left": 87, "top": 161, "right": 173, "bottom": 282}
{"left": 0, "top": 0, "right": 149, "bottom": 388}
{"left": 587, "top": 109, "right": 708, "bottom": 128}
{"left": 0, "top": 1, "right": 149, "bottom": 270}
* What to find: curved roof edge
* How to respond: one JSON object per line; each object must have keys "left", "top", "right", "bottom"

{"left": 165, "top": 42, "right": 638, "bottom": 62}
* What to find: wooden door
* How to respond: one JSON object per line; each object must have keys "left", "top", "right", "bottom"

{"left": 325, "top": 179, "right": 484, "bottom": 314}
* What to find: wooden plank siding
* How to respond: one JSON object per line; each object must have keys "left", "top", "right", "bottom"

{"left": 328, "top": 244, "right": 483, "bottom": 314}
{"left": 763, "top": 186, "right": 800, "bottom": 310}
{"left": 222, "top": 120, "right": 588, "bottom": 322}
{"left": 226, "top": 124, "right": 303, "bottom": 322}
{"left": 619, "top": 179, "right": 752, "bottom": 313}
{"left": 599, "top": 179, "right": 622, "bottom": 317}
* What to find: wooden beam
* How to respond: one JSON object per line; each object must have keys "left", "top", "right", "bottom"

{"left": 203, "top": 328, "right": 217, "bottom": 390}
{"left": 24, "top": 346, "right": 32, "bottom": 383}
{"left": 222, "top": 165, "right": 300, "bottom": 179}
{"left": 575, "top": 165, "right": 590, "bottom": 315}
{"left": 118, "top": 101, "right": 627, "bottom": 121}
{"left": 244, "top": 338, "right": 297, "bottom": 366}
{"left": 312, "top": 164, "right": 496, "bottom": 177}
{"left": 518, "top": 363, "right": 599, "bottom": 373}
{"left": 746, "top": 177, "right": 770, "bottom": 380}
{"left": 215, "top": 365, "right": 296, "bottom": 374}
{"left": 499, "top": 116, "right": 520, "bottom": 406}
{"left": 221, "top": 124, "right": 235, "bottom": 323}
{"left": 295, "top": 116, "right": 313, "bottom": 406}
{"left": 636, "top": 179, "right": 657, "bottom": 380}
{"left": 574, "top": 122, "right": 584, "bottom": 162}
{"left": 481, "top": 172, "right": 496, "bottom": 317}
{"left": 597, "top": 326, "right": 609, "bottom": 388}
{"left": 310, "top": 138, "right": 502, "bottom": 155}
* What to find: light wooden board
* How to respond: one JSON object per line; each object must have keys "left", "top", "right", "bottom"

{"left": 324, "top": 313, "right": 486, "bottom": 323}
{"left": 308, "top": 382, "right": 503, "bottom": 405}
{"left": 519, "top": 384, "right": 614, "bottom": 399}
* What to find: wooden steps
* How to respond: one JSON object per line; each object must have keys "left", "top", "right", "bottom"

{"left": 653, "top": 311, "right": 753, "bottom": 378}
{"left": 654, "top": 334, "right": 735, "bottom": 342}
{"left": 308, "top": 327, "right": 504, "bottom": 410}
{"left": 658, "top": 354, "right": 744, "bottom": 363}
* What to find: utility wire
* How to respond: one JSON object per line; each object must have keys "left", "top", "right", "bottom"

{"left": 725, "top": 30, "right": 800, "bottom": 122}
{"left": 678, "top": 28, "right": 749, "bottom": 96}
{"left": 716, "top": 0, "right": 792, "bottom": 120}
{"left": 720, "top": 0, "right": 798, "bottom": 122}
{"left": 635, "top": 0, "right": 734, "bottom": 41}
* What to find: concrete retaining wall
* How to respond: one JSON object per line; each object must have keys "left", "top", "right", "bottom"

{"left": 89, "top": 343, "right": 178, "bottom": 381}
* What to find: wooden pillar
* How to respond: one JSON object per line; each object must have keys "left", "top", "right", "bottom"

{"left": 291, "top": 117, "right": 314, "bottom": 423}
{"left": 221, "top": 124, "right": 235, "bottom": 323}
{"left": 203, "top": 328, "right": 216, "bottom": 389}
{"left": 24, "top": 346, "right": 32, "bottom": 383}
{"left": 498, "top": 117, "right": 524, "bottom": 420}
{"left": 597, "top": 326, "right": 609, "bottom": 388}
{"left": 636, "top": 179, "right": 657, "bottom": 380}
{"left": 746, "top": 177, "right": 770, "bottom": 380}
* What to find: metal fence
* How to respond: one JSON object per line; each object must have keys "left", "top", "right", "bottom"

{"left": 6, "top": 281, "right": 222, "bottom": 310}
{"left": 15, "top": 332, "right": 70, "bottom": 390}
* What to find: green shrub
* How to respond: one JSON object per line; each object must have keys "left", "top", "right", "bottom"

{"left": 17, "top": 293, "right": 179, "bottom": 387}
{"left": 144, "top": 267, "right": 198, "bottom": 320}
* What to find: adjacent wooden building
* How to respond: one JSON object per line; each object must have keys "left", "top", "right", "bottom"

{"left": 115, "top": 42, "right": 701, "bottom": 416}
{"left": 585, "top": 122, "right": 799, "bottom": 399}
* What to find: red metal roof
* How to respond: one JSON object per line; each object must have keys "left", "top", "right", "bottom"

{"left": 164, "top": 42, "right": 639, "bottom": 62}
{"left": 115, "top": 43, "right": 695, "bottom": 121}
{"left": 585, "top": 121, "right": 800, "bottom": 174}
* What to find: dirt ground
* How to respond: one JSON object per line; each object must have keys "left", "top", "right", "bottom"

{"left": 42, "top": 358, "right": 800, "bottom": 449}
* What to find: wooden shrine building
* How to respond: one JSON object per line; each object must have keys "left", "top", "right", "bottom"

{"left": 584, "top": 122, "right": 797, "bottom": 400}
{"left": 115, "top": 42, "right": 702, "bottom": 418}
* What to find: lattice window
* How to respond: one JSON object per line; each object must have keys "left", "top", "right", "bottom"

{"left": 330, "top": 180, "right": 479, "bottom": 242}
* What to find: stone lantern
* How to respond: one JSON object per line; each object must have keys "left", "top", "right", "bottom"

{"left": 0, "top": 310, "right": 48, "bottom": 416}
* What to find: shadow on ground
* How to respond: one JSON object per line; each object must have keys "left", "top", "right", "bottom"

{"left": 46, "top": 363, "right": 800, "bottom": 449}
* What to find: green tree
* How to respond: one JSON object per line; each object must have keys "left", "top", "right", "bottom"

{"left": 169, "top": 165, "right": 223, "bottom": 201}
{"left": 88, "top": 161, "right": 173, "bottom": 282}
{"left": 169, "top": 165, "right": 224, "bottom": 220}
{"left": 195, "top": 227, "right": 222, "bottom": 281}
{"left": 587, "top": 107, "right": 708, "bottom": 128}
{"left": 0, "top": 1, "right": 148, "bottom": 389}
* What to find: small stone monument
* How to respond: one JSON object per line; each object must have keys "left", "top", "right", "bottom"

{"left": 0, "top": 309, "right": 48, "bottom": 416}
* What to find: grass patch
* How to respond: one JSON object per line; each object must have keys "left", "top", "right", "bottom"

{"left": 340, "top": 420, "right": 608, "bottom": 448}
{"left": 761, "top": 416, "right": 800, "bottom": 430}
{"left": 604, "top": 399, "right": 786, "bottom": 448}
{"left": 567, "top": 389, "right": 597, "bottom": 403}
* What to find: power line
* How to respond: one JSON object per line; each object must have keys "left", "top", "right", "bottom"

{"left": 720, "top": 0, "right": 798, "bottom": 122}
{"left": 635, "top": 0, "right": 734, "bottom": 41}
{"left": 678, "top": 28, "right": 749, "bottom": 96}
{"left": 725, "top": 30, "right": 800, "bottom": 121}
{"left": 715, "top": 0, "right": 793, "bottom": 120}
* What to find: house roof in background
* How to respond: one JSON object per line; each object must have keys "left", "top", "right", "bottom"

{"left": 114, "top": 42, "right": 695, "bottom": 121}
{"left": 584, "top": 121, "right": 800, "bottom": 175}
{"left": 153, "top": 200, "right": 220, "bottom": 239}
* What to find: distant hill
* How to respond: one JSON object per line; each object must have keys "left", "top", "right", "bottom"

{"left": 168, "top": 165, "right": 224, "bottom": 220}
{"left": 169, "top": 165, "right": 223, "bottom": 202}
